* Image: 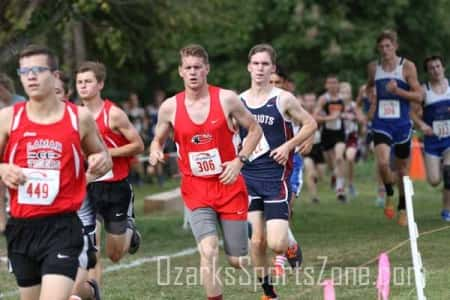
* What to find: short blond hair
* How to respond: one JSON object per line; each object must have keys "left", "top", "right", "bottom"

{"left": 376, "top": 30, "right": 398, "bottom": 45}
{"left": 179, "top": 44, "right": 209, "bottom": 65}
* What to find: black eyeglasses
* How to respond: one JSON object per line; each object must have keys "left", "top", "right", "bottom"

{"left": 17, "top": 66, "right": 50, "bottom": 76}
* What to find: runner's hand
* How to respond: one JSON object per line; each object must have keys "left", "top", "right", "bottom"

{"left": 270, "top": 143, "right": 290, "bottom": 166}
{"left": 420, "top": 123, "right": 434, "bottom": 136}
{"left": 0, "top": 164, "right": 26, "bottom": 189}
{"left": 149, "top": 150, "right": 165, "bottom": 166}
{"left": 219, "top": 158, "right": 242, "bottom": 184}
{"left": 297, "top": 135, "right": 314, "bottom": 155}
{"left": 386, "top": 80, "right": 398, "bottom": 94}
{"left": 87, "top": 152, "right": 111, "bottom": 178}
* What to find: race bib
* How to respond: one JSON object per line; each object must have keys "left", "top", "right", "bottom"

{"left": 433, "top": 120, "right": 450, "bottom": 138}
{"left": 18, "top": 168, "right": 60, "bottom": 205}
{"left": 246, "top": 134, "right": 270, "bottom": 162}
{"left": 325, "top": 119, "right": 342, "bottom": 130}
{"left": 379, "top": 100, "right": 400, "bottom": 119}
{"left": 188, "top": 148, "right": 223, "bottom": 176}
{"left": 94, "top": 169, "right": 114, "bottom": 182}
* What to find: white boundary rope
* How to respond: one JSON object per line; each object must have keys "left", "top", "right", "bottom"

{"left": 403, "top": 176, "right": 427, "bottom": 300}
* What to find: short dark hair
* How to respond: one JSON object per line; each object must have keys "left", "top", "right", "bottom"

{"left": 274, "top": 64, "right": 288, "bottom": 80}
{"left": 423, "top": 55, "right": 444, "bottom": 73}
{"left": 77, "top": 61, "right": 107, "bottom": 83}
{"left": 376, "top": 30, "right": 398, "bottom": 45}
{"left": 248, "top": 44, "right": 277, "bottom": 64}
{"left": 19, "top": 44, "right": 58, "bottom": 71}
{"left": 58, "top": 71, "right": 70, "bottom": 94}
{"left": 179, "top": 44, "right": 209, "bottom": 65}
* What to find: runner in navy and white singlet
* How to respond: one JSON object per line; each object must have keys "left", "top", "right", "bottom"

{"left": 411, "top": 55, "right": 450, "bottom": 221}
{"left": 366, "top": 30, "right": 422, "bottom": 226}
{"left": 241, "top": 44, "right": 316, "bottom": 300}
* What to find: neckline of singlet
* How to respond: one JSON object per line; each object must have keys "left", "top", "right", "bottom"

{"left": 21, "top": 101, "right": 68, "bottom": 127}
{"left": 377, "top": 57, "right": 404, "bottom": 73}
{"left": 242, "top": 87, "right": 280, "bottom": 109}
{"left": 425, "top": 78, "right": 450, "bottom": 96}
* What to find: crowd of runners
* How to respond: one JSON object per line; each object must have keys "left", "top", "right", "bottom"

{"left": 0, "top": 28, "right": 448, "bottom": 300}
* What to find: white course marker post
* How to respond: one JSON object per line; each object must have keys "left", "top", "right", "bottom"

{"left": 403, "top": 176, "right": 426, "bottom": 300}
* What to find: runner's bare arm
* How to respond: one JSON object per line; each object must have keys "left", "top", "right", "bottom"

{"left": 366, "top": 62, "right": 377, "bottom": 120}
{"left": 410, "top": 102, "right": 433, "bottom": 136}
{"left": 149, "top": 97, "right": 175, "bottom": 166}
{"left": 355, "top": 85, "right": 366, "bottom": 109}
{"left": 388, "top": 60, "right": 422, "bottom": 103}
{"left": 0, "top": 107, "right": 26, "bottom": 189}
{"left": 313, "top": 96, "right": 337, "bottom": 123}
{"left": 219, "top": 90, "right": 262, "bottom": 184}
{"left": 108, "top": 106, "right": 145, "bottom": 157}
{"left": 279, "top": 92, "right": 317, "bottom": 156}
{"left": 223, "top": 90, "right": 262, "bottom": 159}
{"left": 78, "top": 106, "right": 112, "bottom": 178}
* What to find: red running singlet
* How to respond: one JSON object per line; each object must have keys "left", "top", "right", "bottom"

{"left": 173, "top": 85, "right": 248, "bottom": 220}
{"left": 95, "top": 100, "right": 130, "bottom": 182}
{"left": 3, "top": 102, "right": 86, "bottom": 218}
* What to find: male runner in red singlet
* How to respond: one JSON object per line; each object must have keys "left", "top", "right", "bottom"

{"left": 76, "top": 61, "right": 144, "bottom": 284}
{"left": 0, "top": 45, "right": 111, "bottom": 300}
{"left": 149, "top": 44, "right": 262, "bottom": 300}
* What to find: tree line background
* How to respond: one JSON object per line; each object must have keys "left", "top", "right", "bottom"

{"left": 1, "top": 0, "right": 450, "bottom": 104}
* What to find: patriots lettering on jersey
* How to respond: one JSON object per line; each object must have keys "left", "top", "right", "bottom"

{"left": 191, "top": 133, "right": 213, "bottom": 144}
{"left": 254, "top": 114, "right": 275, "bottom": 125}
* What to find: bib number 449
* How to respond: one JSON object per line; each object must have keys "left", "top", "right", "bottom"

{"left": 18, "top": 168, "right": 60, "bottom": 205}
{"left": 26, "top": 182, "right": 49, "bottom": 199}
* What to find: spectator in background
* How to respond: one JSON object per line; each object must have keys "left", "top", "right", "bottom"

{"left": 124, "top": 92, "right": 146, "bottom": 134}
{"left": 146, "top": 89, "right": 170, "bottom": 186}
{"left": 124, "top": 92, "right": 146, "bottom": 185}
{"left": 0, "top": 73, "right": 25, "bottom": 108}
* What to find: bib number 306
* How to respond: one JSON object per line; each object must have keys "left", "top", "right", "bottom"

{"left": 189, "top": 148, "right": 223, "bottom": 176}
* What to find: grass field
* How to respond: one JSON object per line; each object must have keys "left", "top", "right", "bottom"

{"left": 1, "top": 159, "right": 449, "bottom": 299}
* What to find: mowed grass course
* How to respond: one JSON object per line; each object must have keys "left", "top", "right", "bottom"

{"left": 1, "top": 159, "right": 449, "bottom": 299}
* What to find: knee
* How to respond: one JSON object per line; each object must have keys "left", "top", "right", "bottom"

{"left": 266, "top": 236, "right": 288, "bottom": 254}
{"left": 107, "top": 250, "right": 123, "bottom": 263}
{"left": 427, "top": 175, "right": 440, "bottom": 187}
{"left": 250, "top": 235, "right": 266, "bottom": 252}
{"left": 377, "top": 160, "right": 390, "bottom": 172}
{"left": 335, "top": 155, "right": 344, "bottom": 163}
{"left": 227, "top": 256, "right": 248, "bottom": 269}
{"left": 200, "top": 243, "right": 219, "bottom": 263}
{"left": 106, "top": 244, "right": 124, "bottom": 263}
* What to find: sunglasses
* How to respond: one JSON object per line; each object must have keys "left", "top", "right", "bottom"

{"left": 17, "top": 66, "right": 50, "bottom": 76}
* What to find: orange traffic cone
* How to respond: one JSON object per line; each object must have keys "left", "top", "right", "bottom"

{"left": 409, "top": 136, "right": 426, "bottom": 181}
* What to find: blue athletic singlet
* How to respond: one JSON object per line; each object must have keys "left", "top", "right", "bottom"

{"left": 423, "top": 80, "right": 450, "bottom": 157}
{"left": 239, "top": 87, "right": 294, "bottom": 181}
{"left": 372, "top": 58, "right": 412, "bottom": 143}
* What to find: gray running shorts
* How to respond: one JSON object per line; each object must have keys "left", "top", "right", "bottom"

{"left": 189, "top": 207, "right": 248, "bottom": 257}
